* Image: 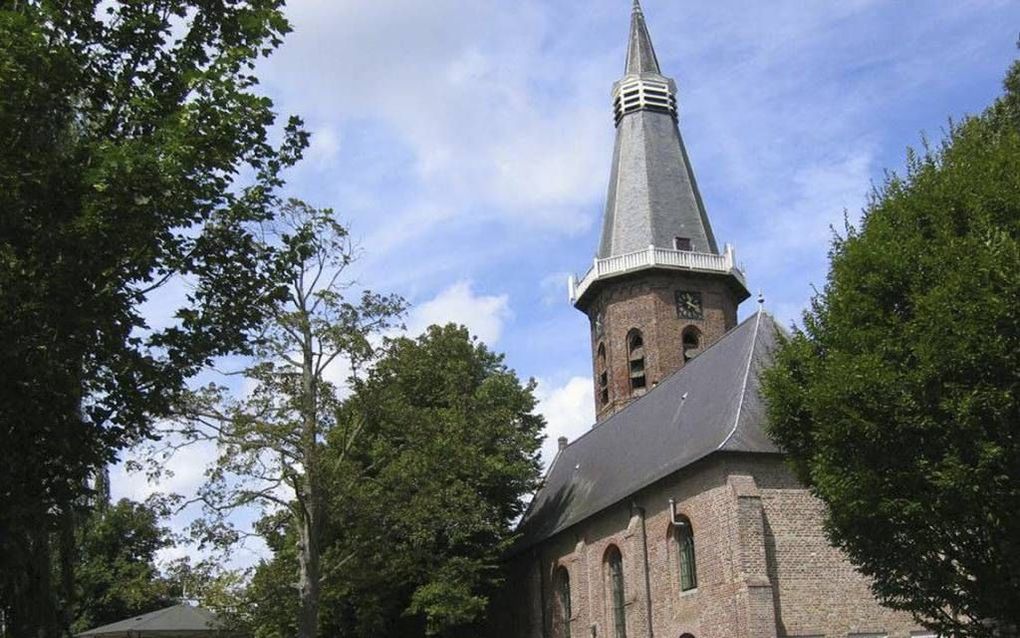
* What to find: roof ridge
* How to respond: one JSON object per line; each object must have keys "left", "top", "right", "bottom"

{"left": 717, "top": 309, "right": 764, "bottom": 450}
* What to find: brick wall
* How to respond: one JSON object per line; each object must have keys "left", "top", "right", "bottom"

{"left": 493, "top": 453, "right": 921, "bottom": 638}
{"left": 579, "top": 270, "right": 740, "bottom": 422}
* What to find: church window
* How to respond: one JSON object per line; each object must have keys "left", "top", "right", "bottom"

{"left": 674, "top": 516, "right": 698, "bottom": 591}
{"left": 674, "top": 236, "right": 692, "bottom": 251}
{"left": 554, "top": 566, "right": 572, "bottom": 638}
{"left": 627, "top": 330, "right": 646, "bottom": 392}
{"left": 597, "top": 343, "right": 609, "bottom": 406}
{"left": 605, "top": 546, "right": 627, "bottom": 638}
{"left": 682, "top": 326, "right": 701, "bottom": 363}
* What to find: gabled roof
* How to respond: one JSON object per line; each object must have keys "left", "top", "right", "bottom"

{"left": 512, "top": 311, "right": 783, "bottom": 554}
{"left": 76, "top": 604, "right": 221, "bottom": 637}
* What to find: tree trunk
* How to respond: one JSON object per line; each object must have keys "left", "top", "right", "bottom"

{"left": 296, "top": 491, "right": 322, "bottom": 638}
{"left": 57, "top": 500, "right": 76, "bottom": 637}
{"left": 14, "top": 510, "right": 58, "bottom": 638}
{"left": 296, "top": 316, "right": 322, "bottom": 638}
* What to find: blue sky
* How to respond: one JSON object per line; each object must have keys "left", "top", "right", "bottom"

{"left": 111, "top": 0, "right": 1020, "bottom": 565}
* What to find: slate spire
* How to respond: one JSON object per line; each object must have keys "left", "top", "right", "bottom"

{"left": 626, "top": 0, "right": 661, "bottom": 75}
{"left": 597, "top": 1, "right": 719, "bottom": 258}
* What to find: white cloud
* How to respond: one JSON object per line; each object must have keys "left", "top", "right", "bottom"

{"left": 535, "top": 376, "right": 595, "bottom": 470}
{"left": 748, "top": 148, "right": 874, "bottom": 278}
{"left": 539, "top": 271, "right": 572, "bottom": 307}
{"left": 110, "top": 438, "right": 218, "bottom": 504}
{"left": 304, "top": 124, "right": 341, "bottom": 169}
{"left": 406, "top": 280, "right": 511, "bottom": 346}
{"left": 263, "top": 0, "right": 611, "bottom": 236}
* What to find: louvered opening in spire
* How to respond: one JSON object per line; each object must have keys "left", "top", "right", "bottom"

{"left": 626, "top": 0, "right": 661, "bottom": 76}
{"left": 567, "top": 0, "right": 753, "bottom": 309}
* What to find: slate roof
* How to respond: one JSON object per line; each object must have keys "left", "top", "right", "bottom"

{"left": 597, "top": 1, "right": 719, "bottom": 258}
{"left": 512, "top": 311, "right": 782, "bottom": 554}
{"left": 76, "top": 604, "right": 222, "bottom": 637}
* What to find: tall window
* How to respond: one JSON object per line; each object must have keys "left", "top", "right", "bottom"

{"left": 675, "top": 516, "right": 697, "bottom": 591}
{"left": 554, "top": 567, "right": 572, "bottom": 638}
{"left": 605, "top": 546, "right": 627, "bottom": 638}
{"left": 626, "top": 329, "right": 646, "bottom": 393}
{"left": 682, "top": 326, "right": 701, "bottom": 363}
{"left": 597, "top": 343, "right": 608, "bottom": 406}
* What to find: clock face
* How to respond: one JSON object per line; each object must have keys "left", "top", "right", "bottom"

{"left": 675, "top": 290, "right": 703, "bottom": 320}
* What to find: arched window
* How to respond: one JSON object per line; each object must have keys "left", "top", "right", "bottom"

{"left": 604, "top": 546, "right": 627, "bottom": 638}
{"left": 626, "top": 329, "right": 646, "bottom": 393}
{"left": 554, "top": 566, "right": 572, "bottom": 638}
{"left": 682, "top": 326, "right": 701, "bottom": 363}
{"left": 597, "top": 343, "right": 608, "bottom": 406}
{"left": 674, "top": 516, "right": 697, "bottom": 591}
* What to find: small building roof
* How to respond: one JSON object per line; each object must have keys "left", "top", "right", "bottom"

{"left": 76, "top": 604, "right": 222, "bottom": 637}
{"left": 512, "top": 311, "right": 783, "bottom": 554}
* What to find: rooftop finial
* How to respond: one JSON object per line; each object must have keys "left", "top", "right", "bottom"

{"left": 757, "top": 290, "right": 765, "bottom": 307}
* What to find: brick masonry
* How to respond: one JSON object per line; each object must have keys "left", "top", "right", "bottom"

{"left": 578, "top": 270, "right": 741, "bottom": 422}
{"left": 492, "top": 453, "right": 922, "bottom": 638}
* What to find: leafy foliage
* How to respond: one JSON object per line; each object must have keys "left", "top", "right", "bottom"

{"left": 246, "top": 325, "right": 545, "bottom": 637}
{"left": 71, "top": 499, "right": 175, "bottom": 633}
{"left": 0, "top": 0, "right": 304, "bottom": 633}
{"left": 763, "top": 57, "right": 1020, "bottom": 636}
{"left": 170, "top": 200, "right": 405, "bottom": 638}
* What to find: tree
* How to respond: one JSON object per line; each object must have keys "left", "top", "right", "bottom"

{"left": 170, "top": 200, "right": 405, "bottom": 638}
{"left": 72, "top": 498, "right": 175, "bottom": 633}
{"left": 762, "top": 57, "right": 1020, "bottom": 637}
{"left": 0, "top": 1, "right": 305, "bottom": 633}
{"left": 247, "top": 324, "right": 545, "bottom": 637}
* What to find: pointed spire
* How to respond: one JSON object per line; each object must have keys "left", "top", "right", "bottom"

{"left": 596, "top": 1, "right": 720, "bottom": 261}
{"left": 626, "top": 0, "right": 661, "bottom": 75}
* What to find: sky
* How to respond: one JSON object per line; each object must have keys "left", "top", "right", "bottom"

{"left": 110, "top": 0, "right": 1020, "bottom": 567}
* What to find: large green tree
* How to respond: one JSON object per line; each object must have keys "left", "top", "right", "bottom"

{"left": 71, "top": 498, "right": 175, "bottom": 633}
{"left": 0, "top": 1, "right": 304, "bottom": 634}
{"left": 763, "top": 57, "right": 1020, "bottom": 636}
{"left": 244, "top": 325, "right": 546, "bottom": 637}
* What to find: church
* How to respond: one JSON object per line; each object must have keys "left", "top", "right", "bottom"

{"left": 491, "top": 3, "right": 928, "bottom": 637}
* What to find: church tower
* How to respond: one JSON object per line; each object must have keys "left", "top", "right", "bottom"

{"left": 569, "top": 0, "right": 750, "bottom": 421}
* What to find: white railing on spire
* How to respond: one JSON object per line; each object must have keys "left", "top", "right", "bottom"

{"left": 568, "top": 244, "right": 747, "bottom": 304}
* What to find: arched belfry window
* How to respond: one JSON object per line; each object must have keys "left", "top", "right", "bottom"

{"left": 682, "top": 326, "right": 702, "bottom": 363}
{"left": 626, "top": 329, "right": 646, "bottom": 393}
{"left": 554, "top": 566, "right": 572, "bottom": 638}
{"left": 597, "top": 343, "right": 608, "bottom": 406}
{"left": 604, "top": 546, "right": 627, "bottom": 638}
{"left": 674, "top": 516, "right": 698, "bottom": 591}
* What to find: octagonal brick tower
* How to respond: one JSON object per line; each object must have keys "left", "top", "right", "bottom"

{"left": 569, "top": 0, "right": 750, "bottom": 421}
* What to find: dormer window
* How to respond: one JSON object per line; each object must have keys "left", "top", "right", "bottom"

{"left": 674, "top": 236, "right": 692, "bottom": 251}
